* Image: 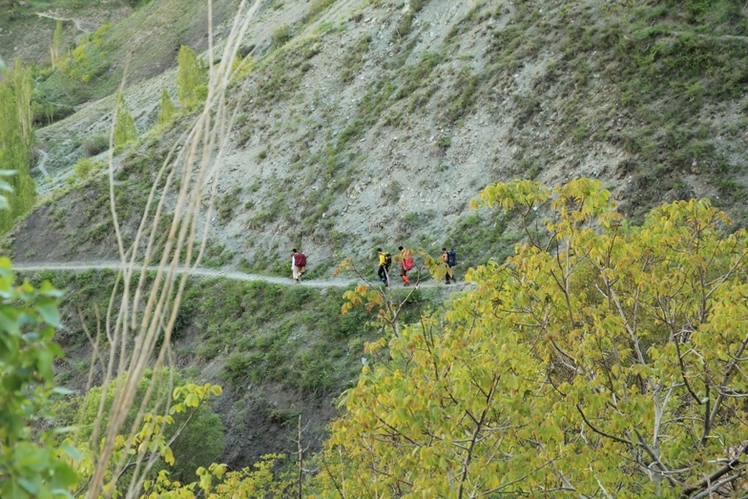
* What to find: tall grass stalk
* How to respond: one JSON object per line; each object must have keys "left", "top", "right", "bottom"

{"left": 81, "top": 1, "right": 262, "bottom": 497}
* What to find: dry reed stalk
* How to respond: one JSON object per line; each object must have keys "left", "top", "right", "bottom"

{"left": 81, "top": 1, "right": 263, "bottom": 497}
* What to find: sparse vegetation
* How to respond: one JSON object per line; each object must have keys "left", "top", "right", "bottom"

{"left": 215, "top": 186, "right": 243, "bottom": 223}
{"left": 113, "top": 90, "right": 137, "bottom": 149}
{"left": 308, "top": 0, "right": 336, "bottom": 18}
{"left": 271, "top": 24, "right": 291, "bottom": 47}
{"left": 158, "top": 87, "right": 176, "bottom": 127}
{"left": 341, "top": 34, "right": 371, "bottom": 83}
{"left": 176, "top": 45, "right": 208, "bottom": 110}
{"left": 0, "top": 62, "right": 36, "bottom": 234}
{"left": 5, "top": 0, "right": 748, "bottom": 494}
{"left": 82, "top": 134, "right": 109, "bottom": 156}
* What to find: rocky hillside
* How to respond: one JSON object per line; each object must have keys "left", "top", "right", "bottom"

{"left": 6, "top": 0, "right": 747, "bottom": 274}
{"left": 3, "top": 0, "right": 748, "bottom": 473}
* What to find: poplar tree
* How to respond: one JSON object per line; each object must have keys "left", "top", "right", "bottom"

{"left": 12, "top": 61, "right": 33, "bottom": 159}
{"left": 158, "top": 87, "right": 176, "bottom": 127}
{"left": 176, "top": 45, "right": 208, "bottom": 110}
{"left": 51, "top": 20, "right": 64, "bottom": 67}
{"left": 113, "top": 91, "right": 137, "bottom": 149}
{"left": 0, "top": 61, "right": 36, "bottom": 234}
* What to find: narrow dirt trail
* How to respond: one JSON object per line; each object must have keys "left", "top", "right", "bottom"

{"left": 12, "top": 261, "right": 470, "bottom": 291}
{"left": 36, "top": 12, "right": 91, "bottom": 34}
{"left": 35, "top": 149, "right": 50, "bottom": 177}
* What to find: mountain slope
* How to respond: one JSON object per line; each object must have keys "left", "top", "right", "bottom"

{"left": 10, "top": 0, "right": 748, "bottom": 275}
{"left": 4, "top": 0, "right": 748, "bottom": 474}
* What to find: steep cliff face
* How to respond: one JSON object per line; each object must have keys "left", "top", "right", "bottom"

{"left": 10, "top": 0, "right": 748, "bottom": 274}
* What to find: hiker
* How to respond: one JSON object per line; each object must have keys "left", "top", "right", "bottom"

{"left": 398, "top": 246, "right": 413, "bottom": 286}
{"left": 292, "top": 248, "right": 306, "bottom": 282}
{"left": 441, "top": 247, "right": 455, "bottom": 284}
{"left": 377, "top": 248, "right": 391, "bottom": 284}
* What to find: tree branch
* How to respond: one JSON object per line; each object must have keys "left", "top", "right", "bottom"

{"left": 673, "top": 336, "right": 704, "bottom": 405}
{"left": 705, "top": 331, "right": 748, "bottom": 446}
{"left": 633, "top": 429, "right": 680, "bottom": 488}
{"left": 457, "top": 376, "right": 498, "bottom": 499}
{"left": 681, "top": 441, "right": 748, "bottom": 497}
{"left": 576, "top": 405, "right": 633, "bottom": 446}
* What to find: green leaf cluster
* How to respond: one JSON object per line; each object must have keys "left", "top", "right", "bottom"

{"left": 113, "top": 91, "right": 138, "bottom": 149}
{"left": 176, "top": 46, "right": 208, "bottom": 110}
{"left": 55, "top": 23, "right": 113, "bottom": 83}
{"left": 0, "top": 258, "right": 78, "bottom": 498}
{"left": 67, "top": 369, "right": 225, "bottom": 483}
{"left": 0, "top": 62, "right": 36, "bottom": 234}
{"left": 158, "top": 87, "right": 176, "bottom": 128}
{"left": 314, "top": 178, "right": 748, "bottom": 498}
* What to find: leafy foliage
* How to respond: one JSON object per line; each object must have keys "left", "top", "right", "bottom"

{"left": 55, "top": 23, "right": 113, "bottom": 83}
{"left": 51, "top": 20, "right": 64, "bottom": 67}
{"left": 67, "top": 369, "right": 225, "bottom": 482}
{"left": 0, "top": 258, "right": 78, "bottom": 499}
{"left": 176, "top": 45, "right": 208, "bottom": 110}
{"left": 0, "top": 61, "right": 36, "bottom": 234}
{"left": 113, "top": 90, "right": 137, "bottom": 149}
{"left": 315, "top": 178, "right": 748, "bottom": 498}
{"left": 64, "top": 379, "right": 224, "bottom": 497}
{"left": 142, "top": 454, "right": 295, "bottom": 498}
{"left": 158, "top": 87, "right": 176, "bottom": 128}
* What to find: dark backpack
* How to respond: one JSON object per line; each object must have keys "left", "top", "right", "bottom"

{"left": 384, "top": 253, "right": 392, "bottom": 267}
{"left": 447, "top": 249, "right": 456, "bottom": 267}
{"left": 294, "top": 253, "right": 307, "bottom": 267}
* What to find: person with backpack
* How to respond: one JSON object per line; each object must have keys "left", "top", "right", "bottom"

{"left": 377, "top": 248, "right": 391, "bottom": 284}
{"left": 441, "top": 247, "right": 456, "bottom": 284}
{"left": 292, "top": 248, "right": 306, "bottom": 282}
{"left": 398, "top": 246, "right": 413, "bottom": 286}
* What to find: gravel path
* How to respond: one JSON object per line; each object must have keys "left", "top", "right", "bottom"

{"left": 12, "top": 260, "right": 471, "bottom": 290}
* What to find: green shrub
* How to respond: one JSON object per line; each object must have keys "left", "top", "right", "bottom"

{"left": 177, "top": 46, "right": 208, "bottom": 110}
{"left": 158, "top": 87, "right": 176, "bottom": 127}
{"left": 216, "top": 186, "right": 243, "bottom": 223}
{"left": 0, "top": 63, "right": 36, "bottom": 234}
{"left": 67, "top": 369, "right": 225, "bottom": 481}
{"left": 83, "top": 135, "right": 109, "bottom": 156}
{"left": 272, "top": 25, "right": 291, "bottom": 47}
{"left": 308, "top": 0, "right": 336, "bottom": 17}
{"left": 113, "top": 91, "right": 137, "bottom": 148}
{"left": 73, "top": 158, "right": 96, "bottom": 179}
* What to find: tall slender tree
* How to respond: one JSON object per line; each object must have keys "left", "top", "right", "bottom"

{"left": 51, "top": 20, "right": 64, "bottom": 67}
{"left": 113, "top": 91, "right": 137, "bottom": 149}
{"left": 158, "top": 87, "right": 176, "bottom": 127}
{"left": 0, "top": 61, "right": 36, "bottom": 234}
{"left": 176, "top": 45, "right": 208, "bottom": 110}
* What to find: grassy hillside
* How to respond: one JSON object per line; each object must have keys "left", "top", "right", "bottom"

{"left": 17, "top": 0, "right": 744, "bottom": 269}
{"left": 34, "top": 0, "right": 237, "bottom": 106}
{"left": 9, "top": 0, "right": 748, "bottom": 355}
{"left": 0, "top": 0, "right": 132, "bottom": 67}
{"left": 4, "top": 0, "right": 748, "bottom": 477}
{"left": 1, "top": 0, "right": 237, "bottom": 126}
{"left": 23, "top": 266, "right": 438, "bottom": 469}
